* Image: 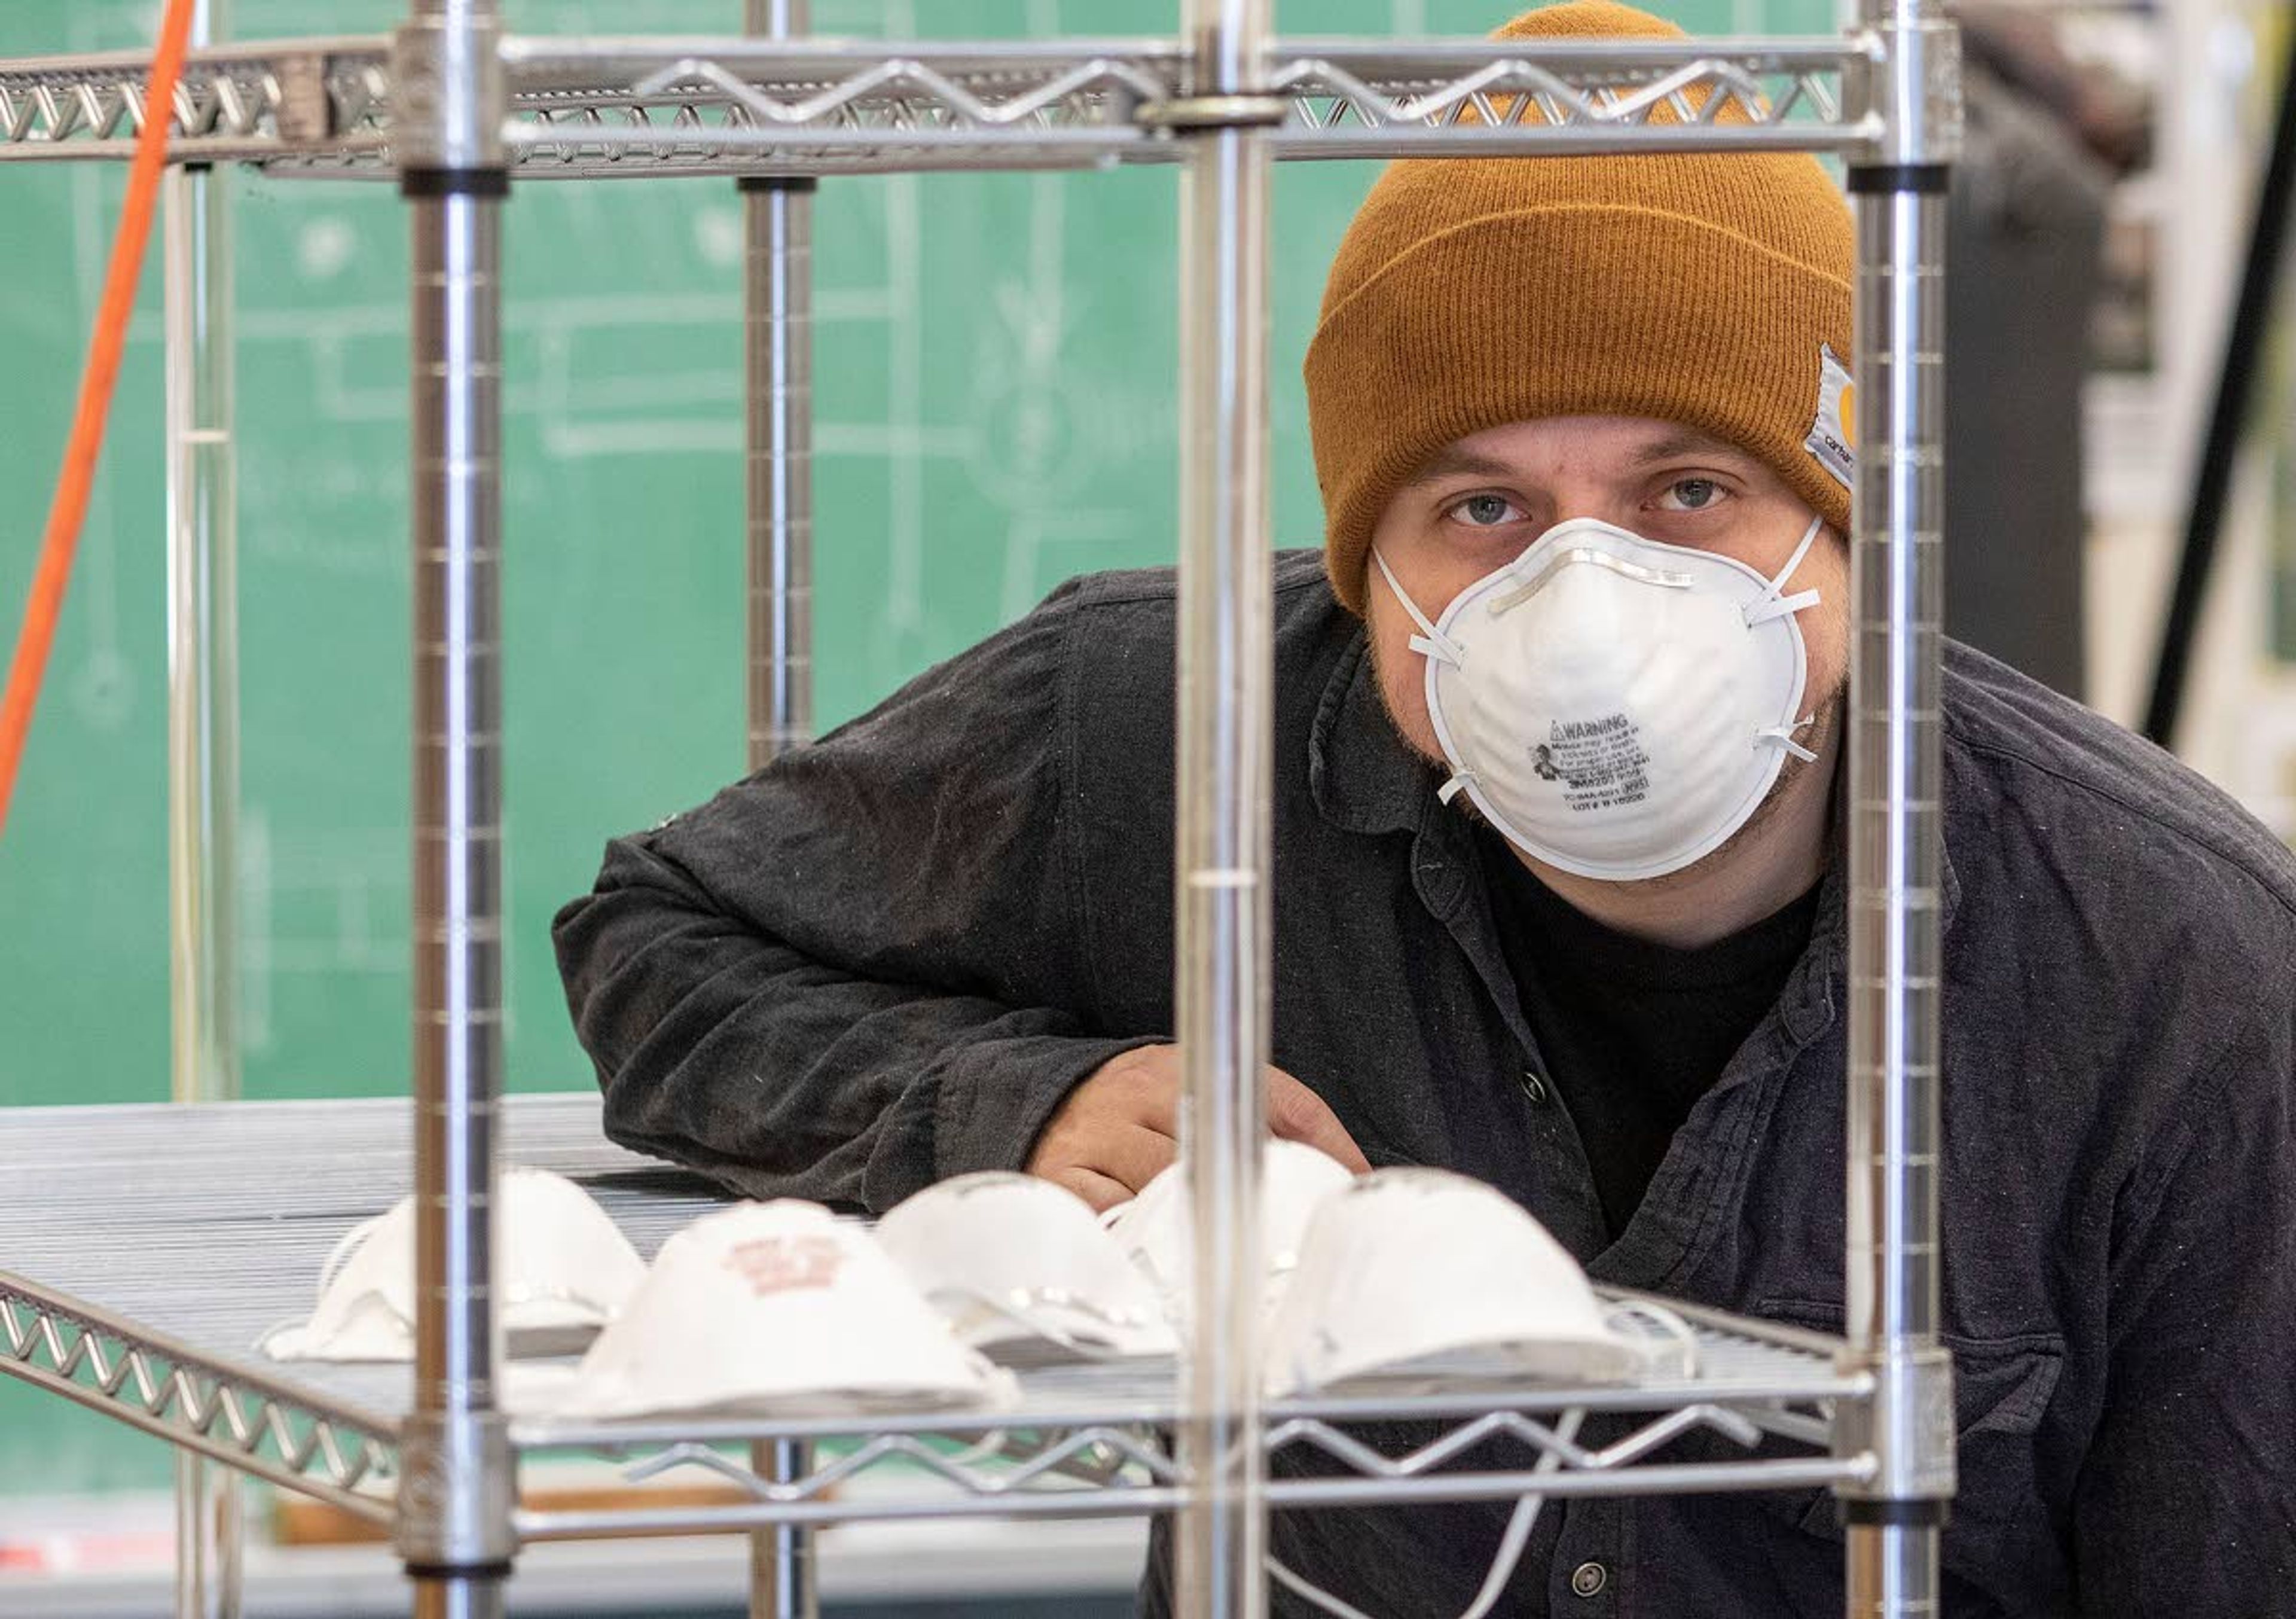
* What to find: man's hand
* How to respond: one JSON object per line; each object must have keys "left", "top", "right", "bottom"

{"left": 1026, "top": 1044, "right": 1372, "bottom": 1211}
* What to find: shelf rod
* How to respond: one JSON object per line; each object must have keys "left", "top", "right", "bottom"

{"left": 1173, "top": 0, "right": 1277, "bottom": 1614}
{"left": 163, "top": 1, "right": 245, "bottom": 1614}
{"left": 516, "top": 1454, "right": 1867, "bottom": 1541}
{"left": 744, "top": 0, "right": 813, "bottom": 773}
{"left": 1842, "top": 0, "right": 1958, "bottom": 1608}
{"left": 741, "top": 9, "right": 816, "bottom": 1618}
{"left": 398, "top": 0, "right": 514, "bottom": 1615}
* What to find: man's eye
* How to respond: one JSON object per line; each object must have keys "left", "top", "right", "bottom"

{"left": 1451, "top": 494, "right": 1522, "bottom": 528}
{"left": 1662, "top": 478, "right": 1724, "bottom": 511}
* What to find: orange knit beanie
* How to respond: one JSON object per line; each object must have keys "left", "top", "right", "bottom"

{"left": 1305, "top": 0, "right": 1855, "bottom": 614}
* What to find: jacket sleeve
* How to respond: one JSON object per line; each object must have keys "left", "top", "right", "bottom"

{"left": 552, "top": 581, "right": 1158, "bottom": 1212}
{"left": 2069, "top": 1011, "right": 2296, "bottom": 1611}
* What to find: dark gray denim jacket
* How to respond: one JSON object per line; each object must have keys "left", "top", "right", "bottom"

{"left": 556, "top": 550, "right": 2296, "bottom": 1617}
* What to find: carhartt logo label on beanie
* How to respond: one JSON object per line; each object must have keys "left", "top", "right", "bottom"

{"left": 1805, "top": 343, "right": 1855, "bottom": 490}
{"left": 1303, "top": 0, "right": 1856, "bottom": 615}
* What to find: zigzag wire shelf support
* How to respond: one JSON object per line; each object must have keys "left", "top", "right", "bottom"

{"left": 1, "top": 35, "right": 1879, "bottom": 173}
{"left": 510, "top": 1397, "right": 1864, "bottom": 1538}
{"left": 0, "top": 1277, "right": 396, "bottom": 1522}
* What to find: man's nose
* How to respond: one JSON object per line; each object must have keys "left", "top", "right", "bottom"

{"left": 1525, "top": 506, "right": 1626, "bottom": 547}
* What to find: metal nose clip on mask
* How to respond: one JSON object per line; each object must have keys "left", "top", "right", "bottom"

{"left": 1373, "top": 515, "right": 1827, "bottom": 882}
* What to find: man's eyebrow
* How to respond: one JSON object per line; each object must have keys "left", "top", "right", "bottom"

{"left": 1625, "top": 429, "right": 1750, "bottom": 468}
{"left": 1400, "top": 432, "right": 1755, "bottom": 490}
{"left": 1397, "top": 448, "right": 1521, "bottom": 490}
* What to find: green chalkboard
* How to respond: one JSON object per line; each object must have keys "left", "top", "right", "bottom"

{"left": 0, "top": 0, "right": 1828, "bottom": 1499}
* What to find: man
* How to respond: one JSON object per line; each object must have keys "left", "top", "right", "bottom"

{"left": 554, "top": 2, "right": 2296, "bottom": 1611}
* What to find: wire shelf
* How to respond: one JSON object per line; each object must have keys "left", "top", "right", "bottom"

{"left": 0, "top": 1096, "right": 1868, "bottom": 1539}
{"left": 0, "top": 35, "right": 1876, "bottom": 176}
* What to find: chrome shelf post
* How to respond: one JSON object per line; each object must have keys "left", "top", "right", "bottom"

{"left": 1840, "top": 0, "right": 1959, "bottom": 1610}
{"left": 163, "top": 1, "right": 245, "bottom": 1612}
{"left": 395, "top": 1, "right": 514, "bottom": 1615}
{"left": 743, "top": 0, "right": 814, "bottom": 773}
{"left": 1171, "top": 0, "right": 1278, "bottom": 1604}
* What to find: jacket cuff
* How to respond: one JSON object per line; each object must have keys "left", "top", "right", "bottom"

{"left": 863, "top": 1033, "right": 1164, "bottom": 1210}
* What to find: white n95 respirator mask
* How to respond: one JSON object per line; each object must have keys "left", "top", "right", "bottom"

{"left": 556, "top": 1200, "right": 1016, "bottom": 1420}
{"left": 1373, "top": 515, "right": 1826, "bottom": 882}
{"left": 874, "top": 1172, "right": 1178, "bottom": 1361}
{"left": 260, "top": 1166, "right": 646, "bottom": 1363}
{"left": 1101, "top": 1139, "right": 1355, "bottom": 1328}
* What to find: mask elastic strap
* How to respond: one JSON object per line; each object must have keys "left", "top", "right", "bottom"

{"left": 1742, "top": 515, "right": 1825, "bottom": 627}
{"left": 255, "top": 1315, "right": 314, "bottom": 1357}
{"left": 926, "top": 1285, "right": 1142, "bottom": 1361}
{"left": 1758, "top": 716, "right": 1821, "bottom": 763}
{"left": 316, "top": 1212, "right": 389, "bottom": 1298}
{"left": 499, "top": 1279, "right": 625, "bottom": 1317}
{"left": 1436, "top": 772, "right": 1477, "bottom": 806}
{"left": 1266, "top": 1405, "right": 1586, "bottom": 1619}
{"left": 1371, "top": 549, "right": 1465, "bottom": 667}
{"left": 1603, "top": 1298, "right": 1701, "bottom": 1379}
{"left": 259, "top": 1287, "right": 404, "bottom": 1360}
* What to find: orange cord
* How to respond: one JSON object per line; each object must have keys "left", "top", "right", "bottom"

{"left": 0, "top": 0, "right": 203, "bottom": 839}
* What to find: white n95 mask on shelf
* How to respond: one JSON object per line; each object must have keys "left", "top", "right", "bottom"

{"left": 260, "top": 1166, "right": 646, "bottom": 1363}
{"left": 874, "top": 1172, "right": 1178, "bottom": 1362}
{"left": 1101, "top": 1138, "right": 1355, "bottom": 1325}
{"left": 1262, "top": 1167, "right": 1645, "bottom": 1397}
{"left": 554, "top": 1200, "right": 1016, "bottom": 1421}
{"left": 1373, "top": 514, "right": 1827, "bottom": 882}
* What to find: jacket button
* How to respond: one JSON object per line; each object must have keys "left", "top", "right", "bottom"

{"left": 1570, "top": 1560, "right": 1609, "bottom": 1598}
{"left": 1519, "top": 1069, "right": 1550, "bottom": 1106}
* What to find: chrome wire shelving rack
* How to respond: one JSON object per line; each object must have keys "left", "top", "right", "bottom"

{"left": 0, "top": 1099, "right": 1864, "bottom": 1539}
{"left": 0, "top": 1, "right": 1961, "bottom": 1615}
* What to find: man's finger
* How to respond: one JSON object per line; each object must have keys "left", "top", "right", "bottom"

{"left": 1091, "top": 1121, "right": 1180, "bottom": 1192}
{"left": 1131, "top": 1075, "right": 1181, "bottom": 1138}
{"left": 1042, "top": 1164, "right": 1134, "bottom": 1214}
{"left": 1265, "top": 1074, "right": 1373, "bottom": 1173}
{"left": 1039, "top": 1122, "right": 1179, "bottom": 1200}
{"left": 1076, "top": 1045, "right": 1181, "bottom": 1133}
